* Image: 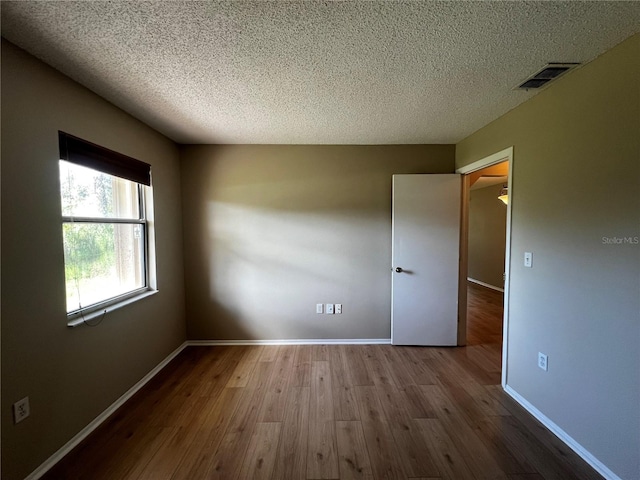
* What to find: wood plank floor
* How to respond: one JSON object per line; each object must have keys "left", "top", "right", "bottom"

{"left": 43, "top": 283, "right": 603, "bottom": 479}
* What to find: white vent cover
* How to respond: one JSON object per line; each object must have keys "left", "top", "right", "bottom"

{"left": 516, "top": 63, "right": 581, "bottom": 90}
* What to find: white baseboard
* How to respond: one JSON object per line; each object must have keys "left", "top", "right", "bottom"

{"left": 188, "top": 338, "right": 392, "bottom": 346}
{"left": 26, "top": 341, "right": 189, "bottom": 480}
{"left": 504, "top": 385, "right": 621, "bottom": 480}
{"left": 467, "top": 277, "right": 504, "bottom": 292}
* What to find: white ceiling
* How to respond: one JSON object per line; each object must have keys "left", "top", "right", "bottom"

{"left": 2, "top": 1, "right": 639, "bottom": 145}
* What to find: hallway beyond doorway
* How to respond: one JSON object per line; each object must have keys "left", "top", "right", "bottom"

{"left": 466, "top": 281, "right": 504, "bottom": 383}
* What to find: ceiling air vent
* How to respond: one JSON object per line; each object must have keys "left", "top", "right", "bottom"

{"left": 516, "top": 63, "right": 580, "bottom": 90}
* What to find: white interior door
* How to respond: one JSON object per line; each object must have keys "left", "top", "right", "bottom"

{"left": 392, "top": 174, "right": 461, "bottom": 346}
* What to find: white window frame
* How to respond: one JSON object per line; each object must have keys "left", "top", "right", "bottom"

{"left": 58, "top": 132, "right": 157, "bottom": 327}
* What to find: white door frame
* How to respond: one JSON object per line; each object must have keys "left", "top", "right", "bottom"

{"left": 456, "top": 146, "right": 513, "bottom": 388}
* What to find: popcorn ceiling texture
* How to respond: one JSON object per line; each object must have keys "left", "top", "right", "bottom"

{"left": 2, "top": 1, "right": 639, "bottom": 144}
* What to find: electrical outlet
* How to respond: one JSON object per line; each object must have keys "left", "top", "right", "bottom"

{"left": 326, "top": 303, "right": 334, "bottom": 314}
{"left": 538, "top": 352, "right": 548, "bottom": 371}
{"left": 13, "top": 397, "right": 30, "bottom": 424}
{"left": 335, "top": 304, "right": 342, "bottom": 314}
{"left": 316, "top": 304, "right": 324, "bottom": 314}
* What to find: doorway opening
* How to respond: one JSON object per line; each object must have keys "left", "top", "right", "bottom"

{"left": 456, "top": 147, "right": 513, "bottom": 387}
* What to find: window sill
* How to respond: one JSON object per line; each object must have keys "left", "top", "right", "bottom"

{"left": 67, "top": 289, "right": 158, "bottom": 328}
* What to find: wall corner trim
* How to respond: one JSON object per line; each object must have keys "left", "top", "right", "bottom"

{"left": 503, "top": 385, "right": 622, "bottom": 480}
{"left": 25, "top": 341, "right": 189, "bottom": 480}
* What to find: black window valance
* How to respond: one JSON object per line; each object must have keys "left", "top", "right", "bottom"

{"left": 58, "top": 131, "right": 151, "bottom": 186}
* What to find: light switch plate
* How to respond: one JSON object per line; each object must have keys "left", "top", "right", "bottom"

{"left": 326, "top": 303, "right": 334, "bottom": 314}
{"left": 524, "top": 252, "right": 533, "bottom": 268}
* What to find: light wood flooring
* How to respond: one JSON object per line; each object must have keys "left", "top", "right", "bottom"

{"left": 43, "top": 283, "right": 603, "bottom": 479}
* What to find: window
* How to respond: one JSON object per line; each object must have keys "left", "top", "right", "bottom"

{"left": 58, "top": 132, "right": 154, "bottom": 322}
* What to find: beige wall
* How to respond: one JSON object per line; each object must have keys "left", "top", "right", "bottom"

{"left": 1, "top": 40, "right": 186, "bottom": 480}
{"left": 180, "top": 144, "right": 454, "bottom": 340}
{"left": 468, "top": 184, "right": 507, "bottom": 288}
{"left": 457, "top": 34, "right": 639, "bottom": 479}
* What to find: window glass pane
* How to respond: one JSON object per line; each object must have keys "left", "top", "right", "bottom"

{"left": 63, "top": 222, "right": 145, "bottom": 312}
{"left": 60, "top": 160, "right": 140, "bottom": 219}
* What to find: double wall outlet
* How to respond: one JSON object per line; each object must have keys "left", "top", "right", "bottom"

{"left": 13, "top": 397, "right": 30, "bottom": 424}
{"left": 538, "top": 352, "right": 548, "bottom": 371}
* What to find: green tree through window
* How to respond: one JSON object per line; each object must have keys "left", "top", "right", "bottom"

{"left": 60, "top": 160, "right": 146, "bottom": 313}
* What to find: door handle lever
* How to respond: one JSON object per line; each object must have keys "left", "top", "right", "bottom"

{"left": 395, "top": 267, "right": 403, "bottom": 273}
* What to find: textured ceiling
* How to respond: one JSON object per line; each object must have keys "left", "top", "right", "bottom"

{"left": 2, "top": 1, "right": 639, "bottom": 145}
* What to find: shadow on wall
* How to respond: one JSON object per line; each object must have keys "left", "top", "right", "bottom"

{"left": 199, "top": 175, "right": 388, "bottom": 340}
{"left": 181, "top": 145, "right": 455, "bottom": 341}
